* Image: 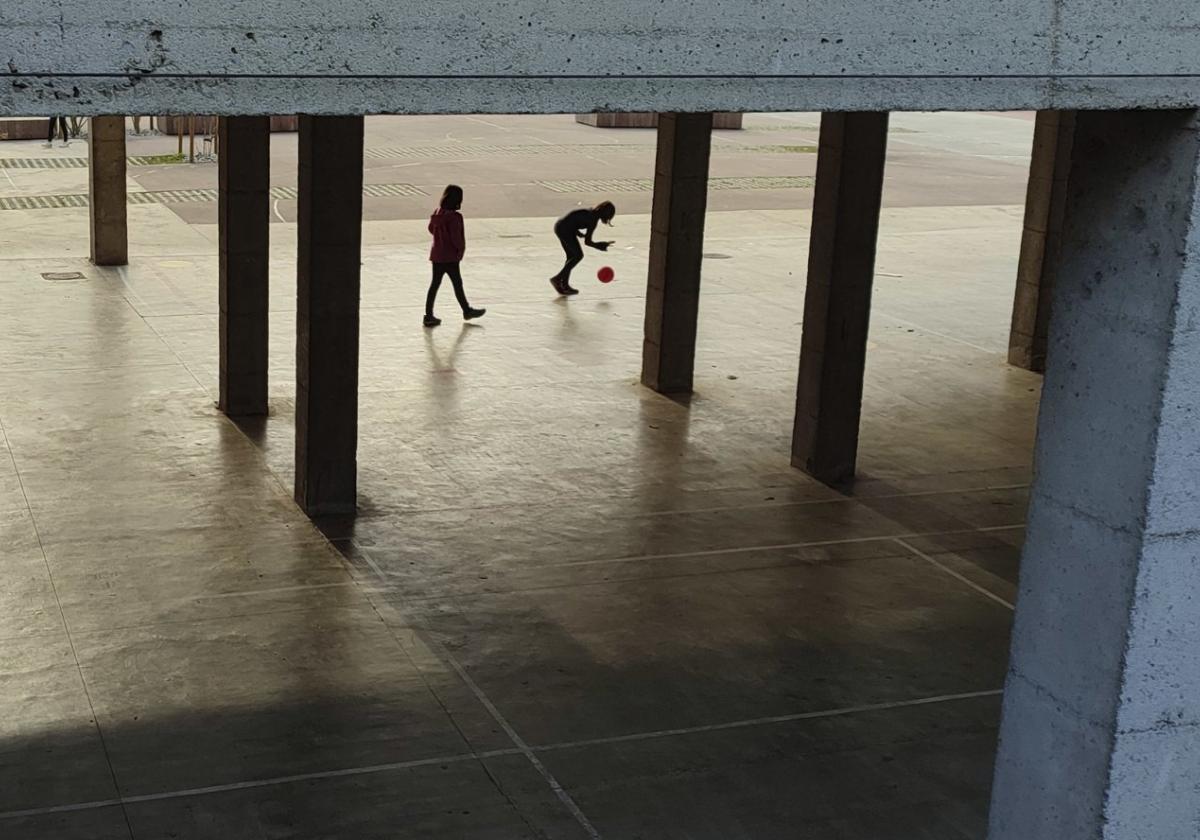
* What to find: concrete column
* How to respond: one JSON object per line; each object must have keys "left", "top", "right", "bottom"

{"left": 1008, "top": 110, "right": 1076, "bottom": 372}
{"left": 641, "top": 112, "right": 713, "bottom": 394}
{"left": 218, "top": 116, "right": 271, "bottom": 417}
{"left": 87, "top": 116, "right": 127, "bottom": 266}
{"left": 990, "top": 109, "right": 1200, "bottom": 840}
{"left": 791, "top": 112, "right": 889, "bottom": 486}
{"left": 294, "top": 115, "right": 364, "bottom": 516}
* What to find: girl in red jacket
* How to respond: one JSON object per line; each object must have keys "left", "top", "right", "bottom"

{"left": 426, "top": 185, "right": 486, "bottom": 327}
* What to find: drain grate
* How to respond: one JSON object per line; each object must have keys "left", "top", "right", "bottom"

{"left": 1, "top": 174, "right": 810, "bottom": 209}
{"left": 0, "top": 183, "right": 427, "bottom": 211}
{"left": 1, "top": 194, "right": 90, "bottom": 209}
{"left": 537, "top": 176, "right": 815, "bottom": 194}
{"left": 538, "top": 179, "right": 655, "bottom": 194}
{"left": 264, "top": 184, "right": 427, "bottom": 199}
{"left": 364, "top": 143, "right": 813, "bottom": 161}
{"left": 751, "top": 122, "right": 918, "bottom": 134}
{"left": 362, "top": 183, "right": 427, "bottom": 197}
{"left": 0, "top": 157, "right": 88, "bottom": 169}
{"left": 0, "top": 155, "right": 190, "bottom": 170}
{"left": 364, "top": 143, "right": 657, "bottom": 161}
{"left": 127, "top": 154, "right": 188, "bottom": 166}
{"left": 128, "top": 189, "right": 215, "bottom": 204}
{"left": 0, "top": 145, "right": 812, "bottom": 172}
{"left": 41, "top": 271, "right": 87, "bottom": 282}
{"left": 712, "top": 176, "right": 816, "bottom": 190}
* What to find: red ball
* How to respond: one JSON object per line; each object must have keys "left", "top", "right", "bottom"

{"left": 597, "top": 266, "right": 615, "bottom": 284}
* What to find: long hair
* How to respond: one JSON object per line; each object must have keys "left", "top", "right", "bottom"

{"left": 594, "top": 200, "right": 616, "bottom": 224}
{"left": 439, "top": 184, "right": 464, "bottom": 211}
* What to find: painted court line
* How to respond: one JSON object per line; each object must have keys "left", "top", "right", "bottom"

{"left": 0, "top": 688, "right": 1001, "bottom": 823}
{"left": 0, "top": 749, "right": 518, "bottom": 821}
{"left": 355, "top": 547, "right": 603, "bottom": 838}
{"left": 874, "top": 311, "right": 1003, "bottom": 355}
{"left": 437, "top": 649, "right": 603, "bottom": 839}
{"left": 894, "top": 537, "right": 1016, "bottom": 610}
{"left": 534, "top": 689, "right": 1005, "bottom": 753}
{"left": 527, "top": 525, "right": 1025, "bottom": 572}
{"left": 195, "top": 581, "right": 357, "bottom": 600}
{"left": 635, "top": 481, "right": 1029, "bottom": 519}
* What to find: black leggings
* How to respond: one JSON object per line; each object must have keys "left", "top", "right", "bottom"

{"left": 47, "top": 117, "right": 69, "bottom": 143}
{"left": 552, "top": 227, "right": 584, "bottom": 284}
{"left": 426, "top": 262, "right": 470, "bottom": 316}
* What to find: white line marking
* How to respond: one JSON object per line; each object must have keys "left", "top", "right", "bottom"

{"left": 875, "top": 311, "right": 1001, "bottom": 355}
{"left": 465, "top": 116, "right": 509, "bottom": 131}
{"left": 496, "top": 525, "right": 1026, "bottom": 573}
{"left": 359, "top": 549, "right": 390, "bottom": 582}
{"left": 543, "top": 482, "right": 1029, "bottom": 523}
{"left": 195, "top": 581, "right": 357, "bottom": 601}
{"left": 0, "top": 748, "right": 520, "bottom": 821}
{"left": 271, "top": 198, "right": 285, "bottom": 223}
{"left": 381, "top": 158, "right": 482, "bottom": 169}
{"left": 0, "top": 415, "right": 137, "bottom": 835}
{"left": 355, "top": 546, "right": 603, "bottom": 838}
{"left": 439, "top": 649, "right": 602, "bottom": 838}
{"left": 894, "top": 538, "right": 1016, "bottom": 610}
{"left": 373, "top": 537, "right": 880, "bottom": 575}
{"left": 0, "top": 688, "right": 1002, "bottom": 823}
{"left": 335, "top": 483, "right": 1029, "bottom": 525}
{"left": 535, "top": 689, "right": 1004, "bottom": 753}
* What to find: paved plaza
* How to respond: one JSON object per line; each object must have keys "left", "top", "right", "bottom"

{"left": 0, "top": 112, "right": 1039, "bottom": 838}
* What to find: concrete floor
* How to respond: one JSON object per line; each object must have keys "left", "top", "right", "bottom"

{"left": 0, "top": 113, "right": 1038, "bottom": 838}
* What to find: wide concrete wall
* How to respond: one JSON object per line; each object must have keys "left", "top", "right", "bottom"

{"left": 3, "top": 0, "right": 1199, "bottom": 114}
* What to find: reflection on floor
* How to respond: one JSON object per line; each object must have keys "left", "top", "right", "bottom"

{"left": 0, "top": 186, "right": 1038, "bottom": 835}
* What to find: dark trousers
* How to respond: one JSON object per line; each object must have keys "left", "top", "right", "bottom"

{"left": 426, "top": 262, "right": 470, "bottom": 316}
{"left": 552, "top": 227, "right": 584, "bottom": 284}
{"left": 47, "top": 117, "right": 69, "bottom": 143}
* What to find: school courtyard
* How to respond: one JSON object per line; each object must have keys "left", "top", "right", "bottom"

{"left": 1, "top": 112, "right": 1037, "bottom": 838}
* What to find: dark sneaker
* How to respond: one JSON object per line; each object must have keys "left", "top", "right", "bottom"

{"left": 464, "top": 307, "right": 486, "bottom": 320}
{"left": 561, "top": 284, "right": 580, "bottom": 296}
{"left": 423, "top": 314, "right": 442, "bottom": 328}
{"left": 550, "top": 276, "right": 566, "bottom": 295}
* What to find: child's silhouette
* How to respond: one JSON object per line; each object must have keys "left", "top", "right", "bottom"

{"left": 550, "top": 201, "right": 616, "bottom": 296}
{"left": 425, "top": 185, "right": 486, "bottom": 327}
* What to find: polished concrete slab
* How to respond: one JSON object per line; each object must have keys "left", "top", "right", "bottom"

{"left": 0, "top": 113, "right": 1037, "bottom": 838}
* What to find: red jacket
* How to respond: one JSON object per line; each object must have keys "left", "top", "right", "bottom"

{"left": 428, "top": 208, "right": 466, "bottom": 263}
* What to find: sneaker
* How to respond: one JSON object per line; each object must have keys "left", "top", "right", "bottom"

{"left": 561, "top": 284, "right": 580, "bottom": 296}
{"left": 59, "top": 140, "right": 70, "bottom": 148}
{"left": 423, "top": 314, "right": 442, "bottom": 328}
{"left": 464, "top": 307, "right": 486, "bottom": 321}
{"left": 42, "top": 141, "right": 53, "bottom": 149}
{"left": 550, "top": 276, "right": 566, "bottom": 295}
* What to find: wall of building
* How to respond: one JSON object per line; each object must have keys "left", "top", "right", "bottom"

{"left": 3, "top": 0, "right": 1199, "bottom": 115}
